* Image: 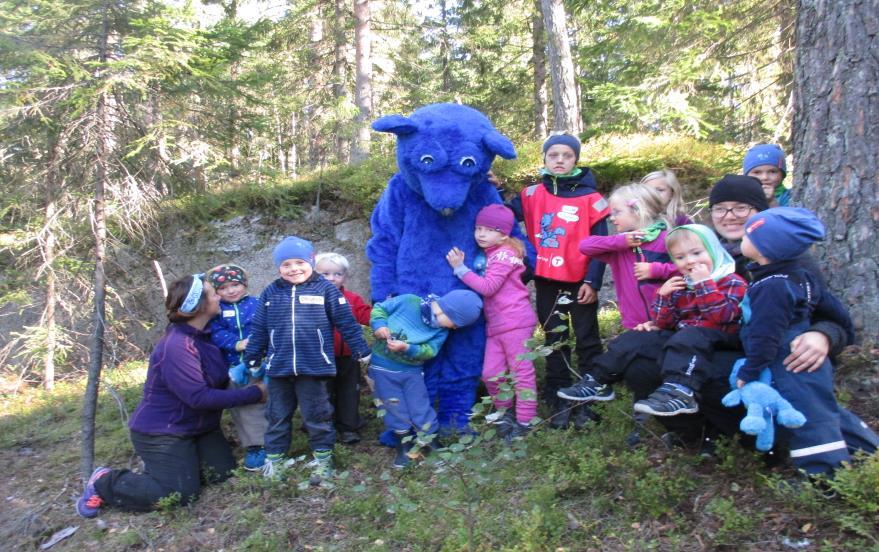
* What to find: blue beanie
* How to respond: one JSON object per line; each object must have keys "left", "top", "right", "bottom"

{"left": 273, "top": 236, "right": 315, "bottom": 267}
{"left": 744, "top": 207, "right": 824, "bottom": 261}
{"left": 542, "top": 134, "right": 581, "bottom": 162}
{"left": 743, "top": 144, "right": 787, "bottom": 177}
{"left": 436, "top": 290, "right": 483, "bottom": 328}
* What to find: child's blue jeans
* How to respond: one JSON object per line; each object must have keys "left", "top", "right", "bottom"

{"left": 265, "top": 375, "right": 335, "bottom": 454}
{"left": 369, "top": 365, "right": 438, "bottom": 435}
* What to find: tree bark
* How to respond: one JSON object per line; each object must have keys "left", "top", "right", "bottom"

{"left": 792, "top": 0, "right": 879, "bottom": 342}
{"left": 333, "top": 0, "right": 350, "bottom": 163}
{"left": 42, "top": 135, "right": 62, "bottom": 391}
{"left": 81, "top": 4, "right": 112, "bottom": 482}
{"left": 532, "top": 0, "right": 548, "bottom": 139}
{"left": 351, "top": 0, "right": 372, "bottom": 163}
{"left": 539, "top": 0, "right": 582, "bottom": 135}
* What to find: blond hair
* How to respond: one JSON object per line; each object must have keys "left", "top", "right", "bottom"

{"left": 609, "top": 183, "right": 668, "bottom": 229}
{"left": 315, "top": 252, "right": 350, "bottom": 272}
{"left": 641, "top": 169, "right": 685, "bottom": 224}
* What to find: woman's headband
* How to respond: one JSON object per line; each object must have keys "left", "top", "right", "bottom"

{"left": 179, "top": 274, "right": 205, "bottom": 313}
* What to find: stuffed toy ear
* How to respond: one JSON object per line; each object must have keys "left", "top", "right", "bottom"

{"left": 483, "top": 130, "right": 517, "bottom": 160}
{"left": 721, "top": 389, "right": 742, "bottom": 407}
{"left": 372, "top": 115, "right": 418, "bottom": 135}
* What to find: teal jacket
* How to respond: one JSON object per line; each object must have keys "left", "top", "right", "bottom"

{"left": 369, "top": 294, "right": 448, "bottom": 372}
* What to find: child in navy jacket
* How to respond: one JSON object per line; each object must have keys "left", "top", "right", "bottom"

{"left": 738, "top": 208, "right": 875, "bottom": 476}
{"left": 207, "top": 264, "right": 268, "bottom": 471}
{"left": 243, "top": 236, "right": 371, "bottom": 485}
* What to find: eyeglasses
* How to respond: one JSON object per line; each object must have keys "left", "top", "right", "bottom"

{"left": 710, "top": 205, "right": 754, "bottom": 219}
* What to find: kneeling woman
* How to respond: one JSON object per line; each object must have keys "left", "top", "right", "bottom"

{"left": 77, "top": 274, "right": 266, "bottom": 517}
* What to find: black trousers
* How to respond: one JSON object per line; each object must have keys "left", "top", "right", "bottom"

{"left": 332, "top": 355, "right": 362, "bottom": 432}
{"left": 95, "top": 428, "right": 236, "bottom": 512}
{"left": 535, "top": 278, "right": 603, "bottom": 400}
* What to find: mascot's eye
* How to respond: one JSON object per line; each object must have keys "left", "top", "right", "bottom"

{"left": 420, "top": 154, "right": 434, "bottom": 165}
{"left": 460, "top": 156, "right": 476, "bottom": 168}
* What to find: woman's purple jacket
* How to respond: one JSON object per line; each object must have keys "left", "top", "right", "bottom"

{"left": 128, "top": 323, "right": 262, "bottom": 437}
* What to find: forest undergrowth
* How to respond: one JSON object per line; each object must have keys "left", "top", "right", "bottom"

{"left": 2, "top": 317, "right": 878, "bottom": 551}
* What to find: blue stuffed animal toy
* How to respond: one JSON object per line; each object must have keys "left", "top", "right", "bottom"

{"left": 367, "top": 103, "right": 533, "bottom": 440}
{"left": 722, "top": 359, "right": 806, "bottom": 451}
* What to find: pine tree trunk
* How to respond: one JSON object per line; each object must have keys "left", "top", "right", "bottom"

{"left": 351, "top": 0, "right": 372, "bottom": 164}
{"left": 539, "top": 0, "right": 582, "bottom": 135}
{"left": 288, "top": 111, "right": 298, "bottom": 177}
{"left": 81, "top": 5, "right": 112, "bottom": 482}
{"left": 333, "top": 0, "right": 351, "bottom": 163}
{"left": 532, "top": 0, "right": 548, "bottom": 139}
{"left": 792, "top": 0, "right": 879, "bottom": 342}
{"left": 42, "top": 136, "right": 62, "bottom": 392}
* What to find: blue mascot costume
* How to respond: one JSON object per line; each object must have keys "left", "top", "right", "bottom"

{"left": 367, "top": 103, "right": 532, "bottom": 435}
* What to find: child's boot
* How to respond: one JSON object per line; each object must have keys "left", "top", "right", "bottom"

{"left": 393, "top": 439, "right": 414, "bottom": 469}
{"left": 309, "top": 450, "right": 334, "bottom": 486}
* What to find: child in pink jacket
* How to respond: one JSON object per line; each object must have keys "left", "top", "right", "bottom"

{"left": 579, "top": 183, "right": 678, "bottom": 329}
{"left": 446, "top": 204, "right": 538, "bottom": 440}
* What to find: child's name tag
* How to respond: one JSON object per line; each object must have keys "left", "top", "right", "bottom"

{"left": 299, "top": 295, "right": 325, "bottom": 305}
{"left": 222, "top": 310, "right": 236, "bottom": 318}
{"left": 338, "top": 297, "right": 348, "bottom": 305}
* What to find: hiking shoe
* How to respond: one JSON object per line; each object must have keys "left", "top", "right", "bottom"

{"left": 339, "top": 431, "right": 361, "bottom": 445}
{"left": 76, "top": 466, "right": 110, "bottom": 518}
{"left": 556, "top": 375, "right": 615, "bottom": 402}
{"left": 243, "top": 447, "right": 267, "bottom": 471}
{"left": 309, "top": 450, "right": 334, "bottom": 485}
{"left": 261, "top": 453, "right": 296, "bottom": 479}
{"left": 633, "top": 383, "right": 699, "bottom": 417}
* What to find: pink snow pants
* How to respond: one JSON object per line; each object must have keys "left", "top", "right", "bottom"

{"left": 482, "top": 325, "right": 538, "bottom": 424}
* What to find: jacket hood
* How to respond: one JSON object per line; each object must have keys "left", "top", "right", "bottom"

{"left": 539, "top": 166, "right": 598, "bottom": 195}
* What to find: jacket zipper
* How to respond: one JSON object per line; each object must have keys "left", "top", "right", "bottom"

{"left": 634, "top": 245, "right": 653, "bottom": 322}
{"left": 291, "top": 285, "right": 297, "bottom": 376}
{"left": 234, "top": 303, "right": 244, "bottom": 364}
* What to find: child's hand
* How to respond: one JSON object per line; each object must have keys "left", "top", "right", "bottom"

{"left": 254, "top": 381, "right": 268, "bottom": 403}
{"left": 386, "top": 338, "right": 408, "bottom": 353}
{"left": 446, "top": 247, "right": 465, "bottom": 268}
{"left": 625, "top": 231, "right": 645, "bottom": 248}
{"left": 633, "top": 262, "right": 651, "bottom": 280}
{"left": 235, "top": 338, "right": 249, "bottom": 352}
{"left": 374, "top": 327, "right": 391, "bottom": 341}
{"left": 687, "top": 263, "right": 711, "bottom": 282}
{"left": 633, "top": 321, "right": 658, "bottom": 332}
{"left": 736, "top": 378, "right": 746, "bottom": 389}
{"left": 577, "top": 283, "right": 597, "bottom": 304}
{"left": 658, "top": 276, "right": 686, "bottom": 296}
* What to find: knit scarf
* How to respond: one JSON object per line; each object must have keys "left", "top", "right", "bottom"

{"left": 637, "top": 220, "right": 667, "bottom": 243}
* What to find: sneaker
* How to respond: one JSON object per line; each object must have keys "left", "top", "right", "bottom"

{"left": 633, "top": 383, "right": 699, "bottom": 417}
{"left": 548, "top": 398, "right": 572, "bottom": 429}
{"left": 243, "top": 447, "right": 267, "bottom": 471}
{"left": 339, "top": 431, "right": 361, "bottom": 445}
{"left": 556, "top": 375, "right": 615, "bottom": 402}
{"left": 76, "top": 466, "right": 110, "bottom": 518}
{"left": 492, "top": 410, "right": 517, "bottom": 438}
{"left": 309, "top": 450, "right": 334, "bottom": 486}
{"left": 261, "top": 453, "right": 296, "bottom": 479}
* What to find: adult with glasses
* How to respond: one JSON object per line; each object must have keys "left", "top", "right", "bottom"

{"left": 614, "top": 175, "right": 878, "bottom": 476}
{"left": 76, "top": 274, "right": 268, "bottom": 518}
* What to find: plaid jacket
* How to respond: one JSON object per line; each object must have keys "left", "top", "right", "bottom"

{"left": 652, "top": 273, "right": 747, "bottom": 333}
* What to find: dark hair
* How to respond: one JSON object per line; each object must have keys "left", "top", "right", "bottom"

{"left": 166, "top": 275, "right": 207, "bottom": 323}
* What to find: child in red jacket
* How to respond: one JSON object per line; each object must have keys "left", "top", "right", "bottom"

{"left": 316, "top": 252, "right": 372, "bottom": 444}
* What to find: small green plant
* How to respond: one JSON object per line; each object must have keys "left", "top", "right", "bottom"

{"left": 706, "top": 496, "right": 756, "bottom": 545}
{"left": 155, "top": 491, "right": 182, "bottom": 512}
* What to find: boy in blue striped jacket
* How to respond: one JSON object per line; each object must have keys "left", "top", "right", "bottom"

{"left": 243, "top": 236, "right": 371, "bottom": 485}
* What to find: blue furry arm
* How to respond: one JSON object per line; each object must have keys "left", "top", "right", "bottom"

{"left": 739, "top": 280, "right": 795, "bottom": 382}
{"left": 367, "top": 183, "right": 404, "bottom": 302}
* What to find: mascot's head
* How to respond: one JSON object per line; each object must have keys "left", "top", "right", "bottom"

{"left": 372, "top": 103, "right": 516, "bottom": 216}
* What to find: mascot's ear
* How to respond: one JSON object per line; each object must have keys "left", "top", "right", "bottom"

{"left": 483, "top": 130, "right": 517, "bottom": 160}
{"left": 372, "top": 115, "right": 418, "bottom": 136}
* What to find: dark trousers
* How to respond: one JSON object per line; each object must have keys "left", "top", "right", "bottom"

{"left": 265, "top": 375, "right": 335, "bottom": 454}
{"left": 660, "top": 327, "right": 740, "bottom": 391}
{"left": 94, "top": 428, "right": 235, "bottom": 512}
{"left": 332, "top": 355, "right": 362, "bottom": 432}
{"left": 535, "top": 278, "right": 602, "bottom": 400}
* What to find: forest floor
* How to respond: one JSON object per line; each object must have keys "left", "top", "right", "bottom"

{"left": 2, "top": 348, "right": 879, "bottom": 551}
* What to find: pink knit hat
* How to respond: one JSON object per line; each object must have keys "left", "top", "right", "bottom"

{"left": 475, "top": 204, "right": 515, "bottom": 235}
